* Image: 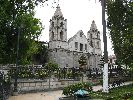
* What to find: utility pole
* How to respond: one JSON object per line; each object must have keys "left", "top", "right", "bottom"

{"left": 101, "top": 0, "right": 109, "bottom": 93}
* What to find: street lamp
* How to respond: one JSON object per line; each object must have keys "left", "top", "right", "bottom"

{"left": 14, "top": 26, "right": 21, "bottom": 95}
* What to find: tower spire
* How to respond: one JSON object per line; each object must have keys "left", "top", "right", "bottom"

{"left": 54, "top": 4, "right": 63, "bottom": 16}
{"left": 91, "top": 20, "right": 97, "bottom": 29}
{"left": 57, "top": 3, "right": 60, "bottom": 8}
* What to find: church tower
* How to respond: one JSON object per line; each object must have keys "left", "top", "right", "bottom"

{"left": 48, "top": 5, "right": 68, "bottom": 68}
{"left": 49, "top": 5, "right": 68, "bottom": 49}
{"left": 87, "top": 20, "right": 102, "bottom": 69}
{"left": 87, "top": 20, "right": 101, "bottom": 53}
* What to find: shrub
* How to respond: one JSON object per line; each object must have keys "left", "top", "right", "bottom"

{"left": 89, "top": 84, "right": 133, "bottom": 99}
{"left": 0, "top": 73, "right": 11, "bottom": 100}
{"left": 62, "top": 82, "right": 93, "bottom": 96}
{"left": 122, "top": 92, "right": 133, "bottom": 99}
{"left": 99, "top": 79, "right": 103, "bottom": 85}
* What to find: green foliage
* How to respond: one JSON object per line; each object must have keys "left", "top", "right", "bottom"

{"left": 78, "top": 55, "right": 87, "bottom": 68}
{"left": 8, "top": 62, "right": 58, "bottom": 79}
{"left": 44, "top": 61, "right": 59, "bottom": 77}
{"left": 66, "top": 71, "right": 73, "bottom": 78}
{"left": 9, "top": 65, "right": 49, "bottom": 79}
{"left": 0, "top": 72, "right": 11, "bottom": 99}
{"left": 45, "top": 61, "right": 59, "bottom": 72}
{"left": 33, "top": 42, "right": 49, "bottom": 64}
{"left": 0, "top": 0, "right": 44, "bottom": 64}
{"left": 90, "top": 84, "right": 133, "bottom": 100}
{"left": 106, "top": 0, "right": 133, "bottom": 68}
{"left": 62, "top": 82, "right": 93, "bottom": 96}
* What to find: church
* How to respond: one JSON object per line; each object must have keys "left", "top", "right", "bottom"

{"left": 48, "top": 5, "right": 102, "bottom": 70}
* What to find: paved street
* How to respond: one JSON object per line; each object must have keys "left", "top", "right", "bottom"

{"left": 8, "top": 81, "right": 133, "bottom": 100}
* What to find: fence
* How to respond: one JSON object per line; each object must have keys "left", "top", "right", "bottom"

{"left": 0, "top": 71, "right": 11, "bottom": 100}
{"left": 13, "top": 79, "right": 82, "bottom": 93}
{"left": 0, "top": 64, "right": 132, "bottom": 95}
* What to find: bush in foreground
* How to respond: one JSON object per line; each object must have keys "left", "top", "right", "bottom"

{"left": 62, "top": 82, "right": 93, "bottom": 96}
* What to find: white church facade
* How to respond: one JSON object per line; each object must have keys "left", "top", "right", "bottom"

{"left": 48, "top": 5, "right": 102, "bottom": 70}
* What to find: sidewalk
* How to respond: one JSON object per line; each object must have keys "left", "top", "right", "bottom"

{"left": 8, "top": 81, "right": 133, "bottom": 100}
{"left": 8, "top": 90, "right": 64, "bottom": 100}
{"left": 92, "top": 81, "right": 133, "bottom": 91}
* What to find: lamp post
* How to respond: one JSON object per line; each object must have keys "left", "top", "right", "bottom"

{"left": 14, "top": 26, "right": 20, "bottom": 95}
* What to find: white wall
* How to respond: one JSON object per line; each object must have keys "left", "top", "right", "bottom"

{"left": 68, "top": 30, "right": 88, "bottom": 53}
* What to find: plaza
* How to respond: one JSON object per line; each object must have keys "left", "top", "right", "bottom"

{"left": 1, "top": 0, "right": 133, "bottom": 100}
{"left": 8, "top": 81, "right": 133, "bottom": 100}
{"left": 8, "top": 90, "right": 63, "bottom": 100}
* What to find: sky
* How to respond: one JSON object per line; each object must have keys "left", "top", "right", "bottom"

{"left": 35, "top": 0, "right": 114, "bottom": 55}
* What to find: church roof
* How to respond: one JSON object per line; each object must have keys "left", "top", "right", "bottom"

{"left": 54, "top": 5, "right": 63, "bottom": 16}
{"left": 68, "top": 30, "right": 87, "bottom": 43}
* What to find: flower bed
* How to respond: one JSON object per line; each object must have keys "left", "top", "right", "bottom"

{"left": 62, "top": 82, "right": 93, "bottom": 96}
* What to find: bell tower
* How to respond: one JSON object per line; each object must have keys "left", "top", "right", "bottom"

{"left": 48, "top": 5, "right": 68, "bottom": 68}
{"left": 87, "top": 20, "right": 102, "bottom": 69}
{"left": 49, "top": 5, "right": 67, "bottom": 41}
{"left": 49, "top": 5, "right": 68, "bottom": 49}
{"left": 87, "top": 20, "right": 101, "bottom": 50}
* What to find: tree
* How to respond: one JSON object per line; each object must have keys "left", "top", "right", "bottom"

{"left": 106, "top": 0, "right": 133, "bottom": 68}
{"left": 33, "top": 41, "right": 49, "bottom": 65}
{"left": 45, "top": 61, "right": 59, "bottom": 73}
{"left": 78, "top": 54, "right": 87, "bottom": 69}
{"left": 0, "top": 0, "right": 45, "bottom": 64}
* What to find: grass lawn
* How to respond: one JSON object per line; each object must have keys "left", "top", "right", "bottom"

{"left": 90, "top": 84, "right": 133, "bottom": 100}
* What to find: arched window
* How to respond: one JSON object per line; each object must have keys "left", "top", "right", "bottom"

{"left": 75, "top": 42, "right": 78, "bottom": 50}
{"left": 90, "top": 34, "right": 92, "bottom": 39}
{"left": 52, "top": 21, "right": 54, "bottom": 27}
{"left": 92, "top": 29, "right": 95, "bottom": 32}
{"left": 80, "top": 32, "right": 82, "bottom": 37}
{"left": 60, "top": 22, "right": 64, "bottom": 27}
{"left": 60, "top": 31, "right": 63, "bottom": 40}
{"left": 80, "top": 43, "right": 83, "bottom": 51}
{"left": 97, "top": 41, "right": 99, "bottom": 48}
{"left": 97, "top": 31, "right": 100, "bottom": 39}
{"left": 85, "top": 44, "right": 87, "bottom": 51}
{"left": 90, "top": 40, "right": 93, "bottom": 47}
{"left": 52, "top": 31, "right": 54, "bottom": 40}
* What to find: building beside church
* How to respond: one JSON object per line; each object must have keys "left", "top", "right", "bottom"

{"left": 108, "top": 55, "right": 116, "bottom": 65}
{"left": 48, "top": 5, "right": 102, "bottom": 70}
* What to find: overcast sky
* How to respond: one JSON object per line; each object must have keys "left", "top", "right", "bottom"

{"left": 35, "top": 0, "right": 114, "bottom": 55}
